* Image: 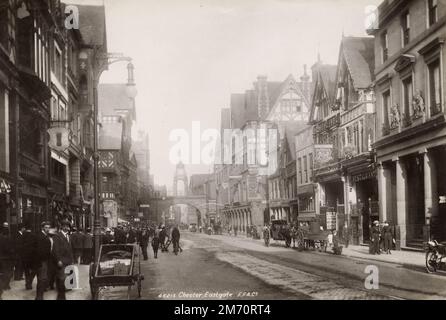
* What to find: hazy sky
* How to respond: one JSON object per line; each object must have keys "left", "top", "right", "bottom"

{"left": 66, "top": 0, "right": 381, "bottom": 187}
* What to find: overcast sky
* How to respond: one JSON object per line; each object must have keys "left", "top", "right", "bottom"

{"left": 66, "top": 0, "right": 381, "bottom": 188}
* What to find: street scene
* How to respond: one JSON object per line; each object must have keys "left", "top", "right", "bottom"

{"left": 1, "top": 0, "right": 446, "bottom": 301}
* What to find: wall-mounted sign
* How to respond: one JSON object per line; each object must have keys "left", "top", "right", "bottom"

{"left": 48, "top": 127, "right": 70, "bottom": 152}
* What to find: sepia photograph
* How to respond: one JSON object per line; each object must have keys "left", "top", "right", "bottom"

{"left": 0, "top": 0, "right": 446, "bottom": 307}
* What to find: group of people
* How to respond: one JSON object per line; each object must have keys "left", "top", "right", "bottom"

{"left": 370, "top": 220, "right": 394, "bottom": 255}
{"left": 0, "top": 220, "right": 85, "bottom": 300}
{"left": 100, "top": 224, "right": 182, "bottom": 260}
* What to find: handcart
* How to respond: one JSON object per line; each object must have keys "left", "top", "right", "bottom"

{"left": 89, "top": 244, "right": 144, "bottom": 300}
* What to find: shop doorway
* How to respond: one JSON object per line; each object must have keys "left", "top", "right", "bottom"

{"left": 356, "top": 178, "right": 378, "bottom": 243}
{"left": 405, "top": 154, "right": 425, "bottom": 244}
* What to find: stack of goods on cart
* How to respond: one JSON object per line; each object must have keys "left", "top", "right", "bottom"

{"left": 99, "top": 250, "right": 132, "bottom": 276}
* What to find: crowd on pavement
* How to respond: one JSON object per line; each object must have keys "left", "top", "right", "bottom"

{"left": 0, "top": 219, "right": 184, "bottom": 300}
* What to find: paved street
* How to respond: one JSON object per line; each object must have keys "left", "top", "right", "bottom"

{"left": 95, "top": 231, "right": 446, "bottom": 300}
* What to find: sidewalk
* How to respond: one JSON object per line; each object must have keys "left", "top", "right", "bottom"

{"left": 195, "top": 231, "right": 426, "bottom": 268}
{"left": 2, "top": 264, "right": 91, "bottom": 300}
{"left": 340, "top": 245, "right": 425, "bottom": 268}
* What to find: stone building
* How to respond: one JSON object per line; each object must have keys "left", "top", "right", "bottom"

{"left": 370, "top": 0, "right": 446, "bottom": 248}
{"left": 0, "top": 1, "right": 106, "bottom": 231}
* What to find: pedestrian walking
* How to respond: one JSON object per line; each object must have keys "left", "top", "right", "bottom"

{"left": 47, "top": 228, "right": 58, "bottom": 290}
{"left": 151, "top": 234, "right": 160, "bottom": 259}
{"left": 20, "top": 225, "right": 37, "bottom": 290}
{"left": 234, "top": 225, "right": 238, "bottom": 237}
{"left": 13, "top": 223, "right": 25, "bottom": 281}
{"left": 82, "top": 228, "right": 93, "bottom": 264}
{"left": 70, "top": 228, "right": 83, "bottom": 265}
{"left": 53, "top": 221, "right": 74, "bottom": 300}
{"left": 102, "top": 228, "right": 114, "bottom": 245}
{"left": 171, "top": 225, "right": 182, "bottom": 254}
{"left": 382, "top": 221, "right": 393, "bottom": 254}
{"left": 114, "top": 225, "right": 126, "bottom": 244}
{"left": 371, "top": 221, "right": 381, "bottom": 255}
{"left": 35, "top": 221, "right": 52, "bottom": 300}
{"left": 0, "top": 224, "right": 14, "bottom": 297}
{"left": 127, "top": 226, "right": 137, "bottom": 244}
{"left": 159, "top": 226, "right": 167, "bottom": 252}
{"left": 139, "top": 229, "right": 149, "bottom": 260}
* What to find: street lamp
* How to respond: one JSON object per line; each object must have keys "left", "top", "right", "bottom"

{"left": 80, "top": 49, "right": 136, "bottom": 274}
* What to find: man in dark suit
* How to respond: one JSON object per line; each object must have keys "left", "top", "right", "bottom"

{"left": 13, "top": 223, "right": 25, "bottom": 281}
{"left": 0, "top": 225, "right": 14, "bottom": 298}
{"left": 70, "top": 228, "right": 83, "bottom": 265}
{"left": 35, "top": 221, "right": 51, "bottom": 300}
{"left": 53, "top": 221, "right": 74, "bottom": 300}
{"left": 20, "top": 225, "right": 37, "bottom": 290}
{"left": 82, "top": 228, "right": 93, "bottom": 264}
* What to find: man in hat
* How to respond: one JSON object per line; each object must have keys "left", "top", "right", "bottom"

{"left": 0, "top": 223, "right": 14, "bottom": 296}
{"left": 382, "top": 221, "right": 393, "bottom": 254}
{"left": 371, "top": 220, "right": 381, "bottom": 255}
{"left": 47, "top": 228, "right": 58, "bottom": 290}
{"left": 102, "top": 228, "right": 114, "bottom": 245}
{"left": 70, "top": 227, "right": 83, "bottom": 265}
{"left": 35, "top": 221, "right": 52, "bottom": 300}
{"left": 82, "top": 228, "right": 93, "bottom": 264}
{"left": 53, "top": 220, "right": 74, "bottom": 300}
{"left": 13, "top": 223, "right": 26, "bottom": 281}
{"left": 20, "top": 224, "right": 37, "bottom": 290}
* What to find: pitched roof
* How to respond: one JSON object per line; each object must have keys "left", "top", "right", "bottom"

{"left": 319, "top": 64, "right": 338, "bottom": 99}
{"left": 341, "top": 37, "right": 375, "bottom": 89}
{"left": 283, "top": 121, "right": 310, "bottom": 161}
{"left": 99, "top": 121, "right": 122, "bottom": 150}
{"left": 98, "top": 84, "right": 136, "bottom": 119}
{"left": 77, "top": 5, "right": 107, "bottom": 47}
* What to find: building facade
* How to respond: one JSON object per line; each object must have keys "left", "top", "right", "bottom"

{"left": 371, "top": 0, "right": 446, "bottom": 248}
{"left": 0, "top": 1, "right": 106, "bottom": 232}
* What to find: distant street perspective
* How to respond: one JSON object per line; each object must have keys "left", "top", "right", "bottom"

{"left": 1, "top": 0, "right": 446, "bottom": 301}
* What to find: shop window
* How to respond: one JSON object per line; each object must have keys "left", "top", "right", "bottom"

{"left": 429, "top": 59, "right": 441, "bottom": 116}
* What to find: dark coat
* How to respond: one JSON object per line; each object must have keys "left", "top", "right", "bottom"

{"left": 20, "top": 231, "right": 37, "bottom": 263}
{"left": 114, "top": 229, "right": 126, "bottom": 244}
{"left": 0, "top": 233, "right": 14, "bottom": 261}
{"left": 36, "top": 231, "right": 52, "bottom": 263}
{"left": 171, "top": 228, "right": 180, "bottom": 241}
{"left": 138, "top": 232, "right": 149, "bottom": 247}
{"left": 83, "top": 232, "right": 93, "bottom": 249}
{"left": 151, "top": 236, "right": 159, "bottom": 249}
{"left": 70, "top": 231, "right": 84, "bottom": 249}
{"left": 53, "top": 232, "right": 74, "bottom": 267}
{"left": 102, "top": 233, "right": 114, "bottom": 245}
{"left": 127, "top": 230, "right": 137, "bottom": 243}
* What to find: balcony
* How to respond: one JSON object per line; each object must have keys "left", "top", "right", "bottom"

{"left": 340, "top": 101, "right": 374, "bottom": 126}
{"left": 314, "top": 113, "right": 340, "bottom": 134}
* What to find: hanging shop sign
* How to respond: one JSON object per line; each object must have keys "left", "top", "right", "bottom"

{"left": 48, "top": 127, "right": 70, "bottom": 152}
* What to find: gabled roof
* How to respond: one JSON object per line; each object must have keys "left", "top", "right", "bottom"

{"left": 283, "top": 121, "right": 309, "bottom": 161}
{"left": 77, "top": 5, "right": 107, "bottom": 48}
{"left": 340, "top": 37, "right": 375, "bottom": 89}
{"left": 309, "top": 64, "right": 337, "bottom": 122}
{"left": 99, "top": 121, "right": 122, "bottom": 150}
{"left": 98, "top": 84, "right": 136, "bottom": 120}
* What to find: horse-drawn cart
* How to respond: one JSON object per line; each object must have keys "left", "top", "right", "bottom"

{"left": 295, "top": 221, "right": 330, "bottom": 252}
{"left": 89, "top": 244, "right": 144, "bottom": 300}
{"left": 270, "top": 219, "right": 292, "bottom": 247}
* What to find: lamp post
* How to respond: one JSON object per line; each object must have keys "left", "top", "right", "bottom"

{"left": 80, "top": 49, "right": 136, "bottom": 275}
